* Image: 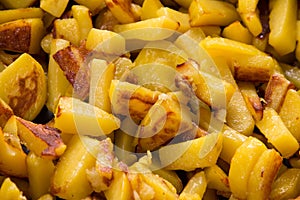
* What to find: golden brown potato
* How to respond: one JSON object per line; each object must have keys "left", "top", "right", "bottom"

{"left": 0, "top": 53, "right": 47, "bottom": 121}
{"left": 16, "top": 117, "right": 66, "bottom": 159}
{"left": 0, "top": 18, "right": 44, "bottom": 54}
{"left": 264, "top": 73, "right": 295, "bottom": 112}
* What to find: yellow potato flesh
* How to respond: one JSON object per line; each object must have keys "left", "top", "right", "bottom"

{"left": 256, "top": 107, "right": 299, "bottom": 158}
{"left": 228, "top": 137, "right": 267, "bottom": 199}
{"left": 269, "top": 0, "right": 297, "bottom": 55}
{"left": 0, "top": 53, "right": 47, "bottom": 121}
{"left": 51, "top": 136, "right": 98, "bottom": 199}
{"left": 54, "top": 97, "right": 120, "bottom": 136}
{"left": 279, "top": 89, "right": 300, "bottom": 142}
{"left": 159, "top": 133, "right": 223, "bottom": 171}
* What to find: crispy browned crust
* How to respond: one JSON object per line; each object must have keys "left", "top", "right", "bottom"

{"left": 234, "top": 65, "right": 271, "bottom": 82}
{"left": 0, "top": 20, "right": 31, "bottom": 53}
{"left": 8, "top": 66, "right": 39, "bottom": 118}
{"left": 0, "top": 99, "right": 14, "bottom": 128}
{"left": 16, "top": 117, "right": 65, "bottom": 158}
{"left": 53, "top": 44, "right": 90, "bottom": 99}
{"left": 264, "top": 73, "right": 295, "bottom": 111}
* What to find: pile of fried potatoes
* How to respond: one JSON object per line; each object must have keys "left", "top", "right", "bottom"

{"left": 1, "top": 0, "right": 300, "bottom": 199}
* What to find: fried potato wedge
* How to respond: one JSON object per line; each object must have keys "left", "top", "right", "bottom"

{"left": 279, "top": 89, "right": 300, "bottom": 141}
{"left": 16, "top": 117, "right": 66, "bottom": 159}
{"left": 159, "top": 132, "right": 222, "bottom": 171}
{"left": 54, "top": 97, "right": 120, "bottom": 136}
{"left": 0, "top": 18, "right": 44, "bottom": 54}
{"left": 0, "top": 53, "right": 47, "bottom": 121}
{"left": 228, "top": 136, "right": 267, "bottom": 199}
{"left": 51, "top": 136, "right": 99, "bottom": 199}
{"left": 247, "top": 149, "right": 282, "bottom": 200}
{"left": 0, "top": 128, "right": 27, "bottom": 178}
{"left": 256, "top": 107, "right": 299, "bottom": 158}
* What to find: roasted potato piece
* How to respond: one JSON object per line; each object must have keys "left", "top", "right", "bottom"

{"left": 85, "top": 28, "right": 125, "bottom": 55}
{"left": 153, "top": 169, "right": 183, "bottom": 193}
{"left": 52, "top": 44, "right": 90, "bottom": 99}
{"left": 137, "top": 93, "right": 194, "bottom": 152}
{"left": 179, "top": 171, "right": 207, "bottom": 200}
{"left": 279, "top": 89, "right": 300, "bottom": 141}
{"left": 0, "top": 18, "right": 44, "bottom": 54}
{"left": 156, "top": 7, "right": 191, "bottom": 33}
{"left": 0, "top": 53, "right": 47, "bottom": 120}
{"left": 0, "top": 7, "right": 44, "bottom": 24}
{"left": 16, "top": 117, "right": 66, "bottom": 159}
{"left": 54, "top": 97, "right": 120, "bottom": 136}
{"left": 159, "top": 133, "right": 223, "bottom": 171}
{"left": 176, "top": 60, "right": 235, "bottom": 108}
{"left": 72, "top": 5, "right": 93, "bottom": 41}
{"left": 247, "top": 149, "right": 282, "bottom": 200}
{"left": 0, "top": 98, "right": 14, "bottom": 128}
{"left": 3, "top": 115, "right": 22, "bottom": 150}
{"left": 238, "top": 81, "right": 263, "bottom": 121}
{"left": 219, "top": 125, "right": 247, "bottom": 163}
{"left": 105, "top": 0, "right": 139, "bottom": 24}
{"left": 227, "top": 90, "right": 255, "bottom": 136}
{"left": 270, "top": 168, "right": 300, "bottom": 200}
{"left": 134, "top": 41, "right": 186, "bottom": 68}
{"left": 40, "top": 0, "right": 68, "bottom": 17}
{"left": 228, "top": 136, "right": 267, "bottom": 199}
{"left": 27, "top": 152, "right": 55, "bottom": 200}
{"left": 201, "top": 37, "right": 275, "bottom": 82}
{"left": 269, "top": 0, "right": 297, "bottom": 55}
{"left": 109, "top": 80, "right": 160, "bottom": 121}
{"left": 51, "top": 136, "right": 99, "bottom": 199}
{"left": 128, "top": 171, "right": 178, "bottom": 200}
{"left": 86, "top": 138, "right": 114, "bottom": 192}
{"left": 0, "top": 128, "right": 27, "bottom": 178}
{"left": 46, "top": 39, "right": 72, "bottom": 113}
{"left": 89, "top": 59, "right": 115, "bottom": 113}
{"left": 0, "top": 0, "right": 36, "bottom": 9}
{"left": 140, "top": 0, "right": 162, "bottom": 20}
{"left": 237, "top": 0, "right": 263, "bottom": 36}
{"left": 256, "top": 107, "right": 299, "bottom": 158}
{"left": 74, "top": 0, "right": 106, "bottom": 15}
{"left": 0, "top": 178, "right": 26, "bottom": 200}
{"left": 204, "top": 164, "right": 230, "bottom": 193}
{"left": 113, "top": 17, "right": 179, "bottom": 41}
{"left": 189, "top": 0, "right": 240, "bottom": 27}
{"left": 222, "top": 21, "right": 253, "bottom": 44}
{"left": 104, "top": 170, "right": 133, "bottom": 200}
{"left": 264, "top": 73, "right": 295, "bottom": 112}
{"left": 53, "top": 18, "right": 80, "bottom": 46}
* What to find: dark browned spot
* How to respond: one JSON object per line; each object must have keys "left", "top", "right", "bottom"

{"left": 17, "top": 117, "right": 64, "bottom": 158}
{"left": 0, "top": 20, "right": 31, "bottom": 53}
{"left": 8, "top": 67, "right": 38, "bottom": 118}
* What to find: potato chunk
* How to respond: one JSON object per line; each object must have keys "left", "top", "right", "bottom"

{"left": 256, "top": 107, "right": 299, "bottom": 158}
{"left": 159, "top": 132, "right": 222, "bottom": 171}
{"left": 228, "top": 137, "right": 267, "bottom": 199}
{"left": 279, "top": 89, "right": 300, "bottom": 141}
{"left": 0, "top": 18, "right": 44, "bottom": 54}
{"left": 189, "top": 0, "right": 239, "bottom": 26}
{"left": 16, "top": 117, "right": 66, "bottom": 159}
{"left": 0, "top": 178, "right": 26, "bottom": 200}
{"left": 51, "top": 136, "right": 99, "bottom": 199}
{"left": 0, "top": 128, "right": 27, "bottom": 178}
{"left": 54, "top": 97, "right": 120, "bottom": 136}
{"left": 0, "top": 53, "right": 47, "bottom": 120}
{"left": 269, "top": 0, "right": 297, "bottom": 55}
